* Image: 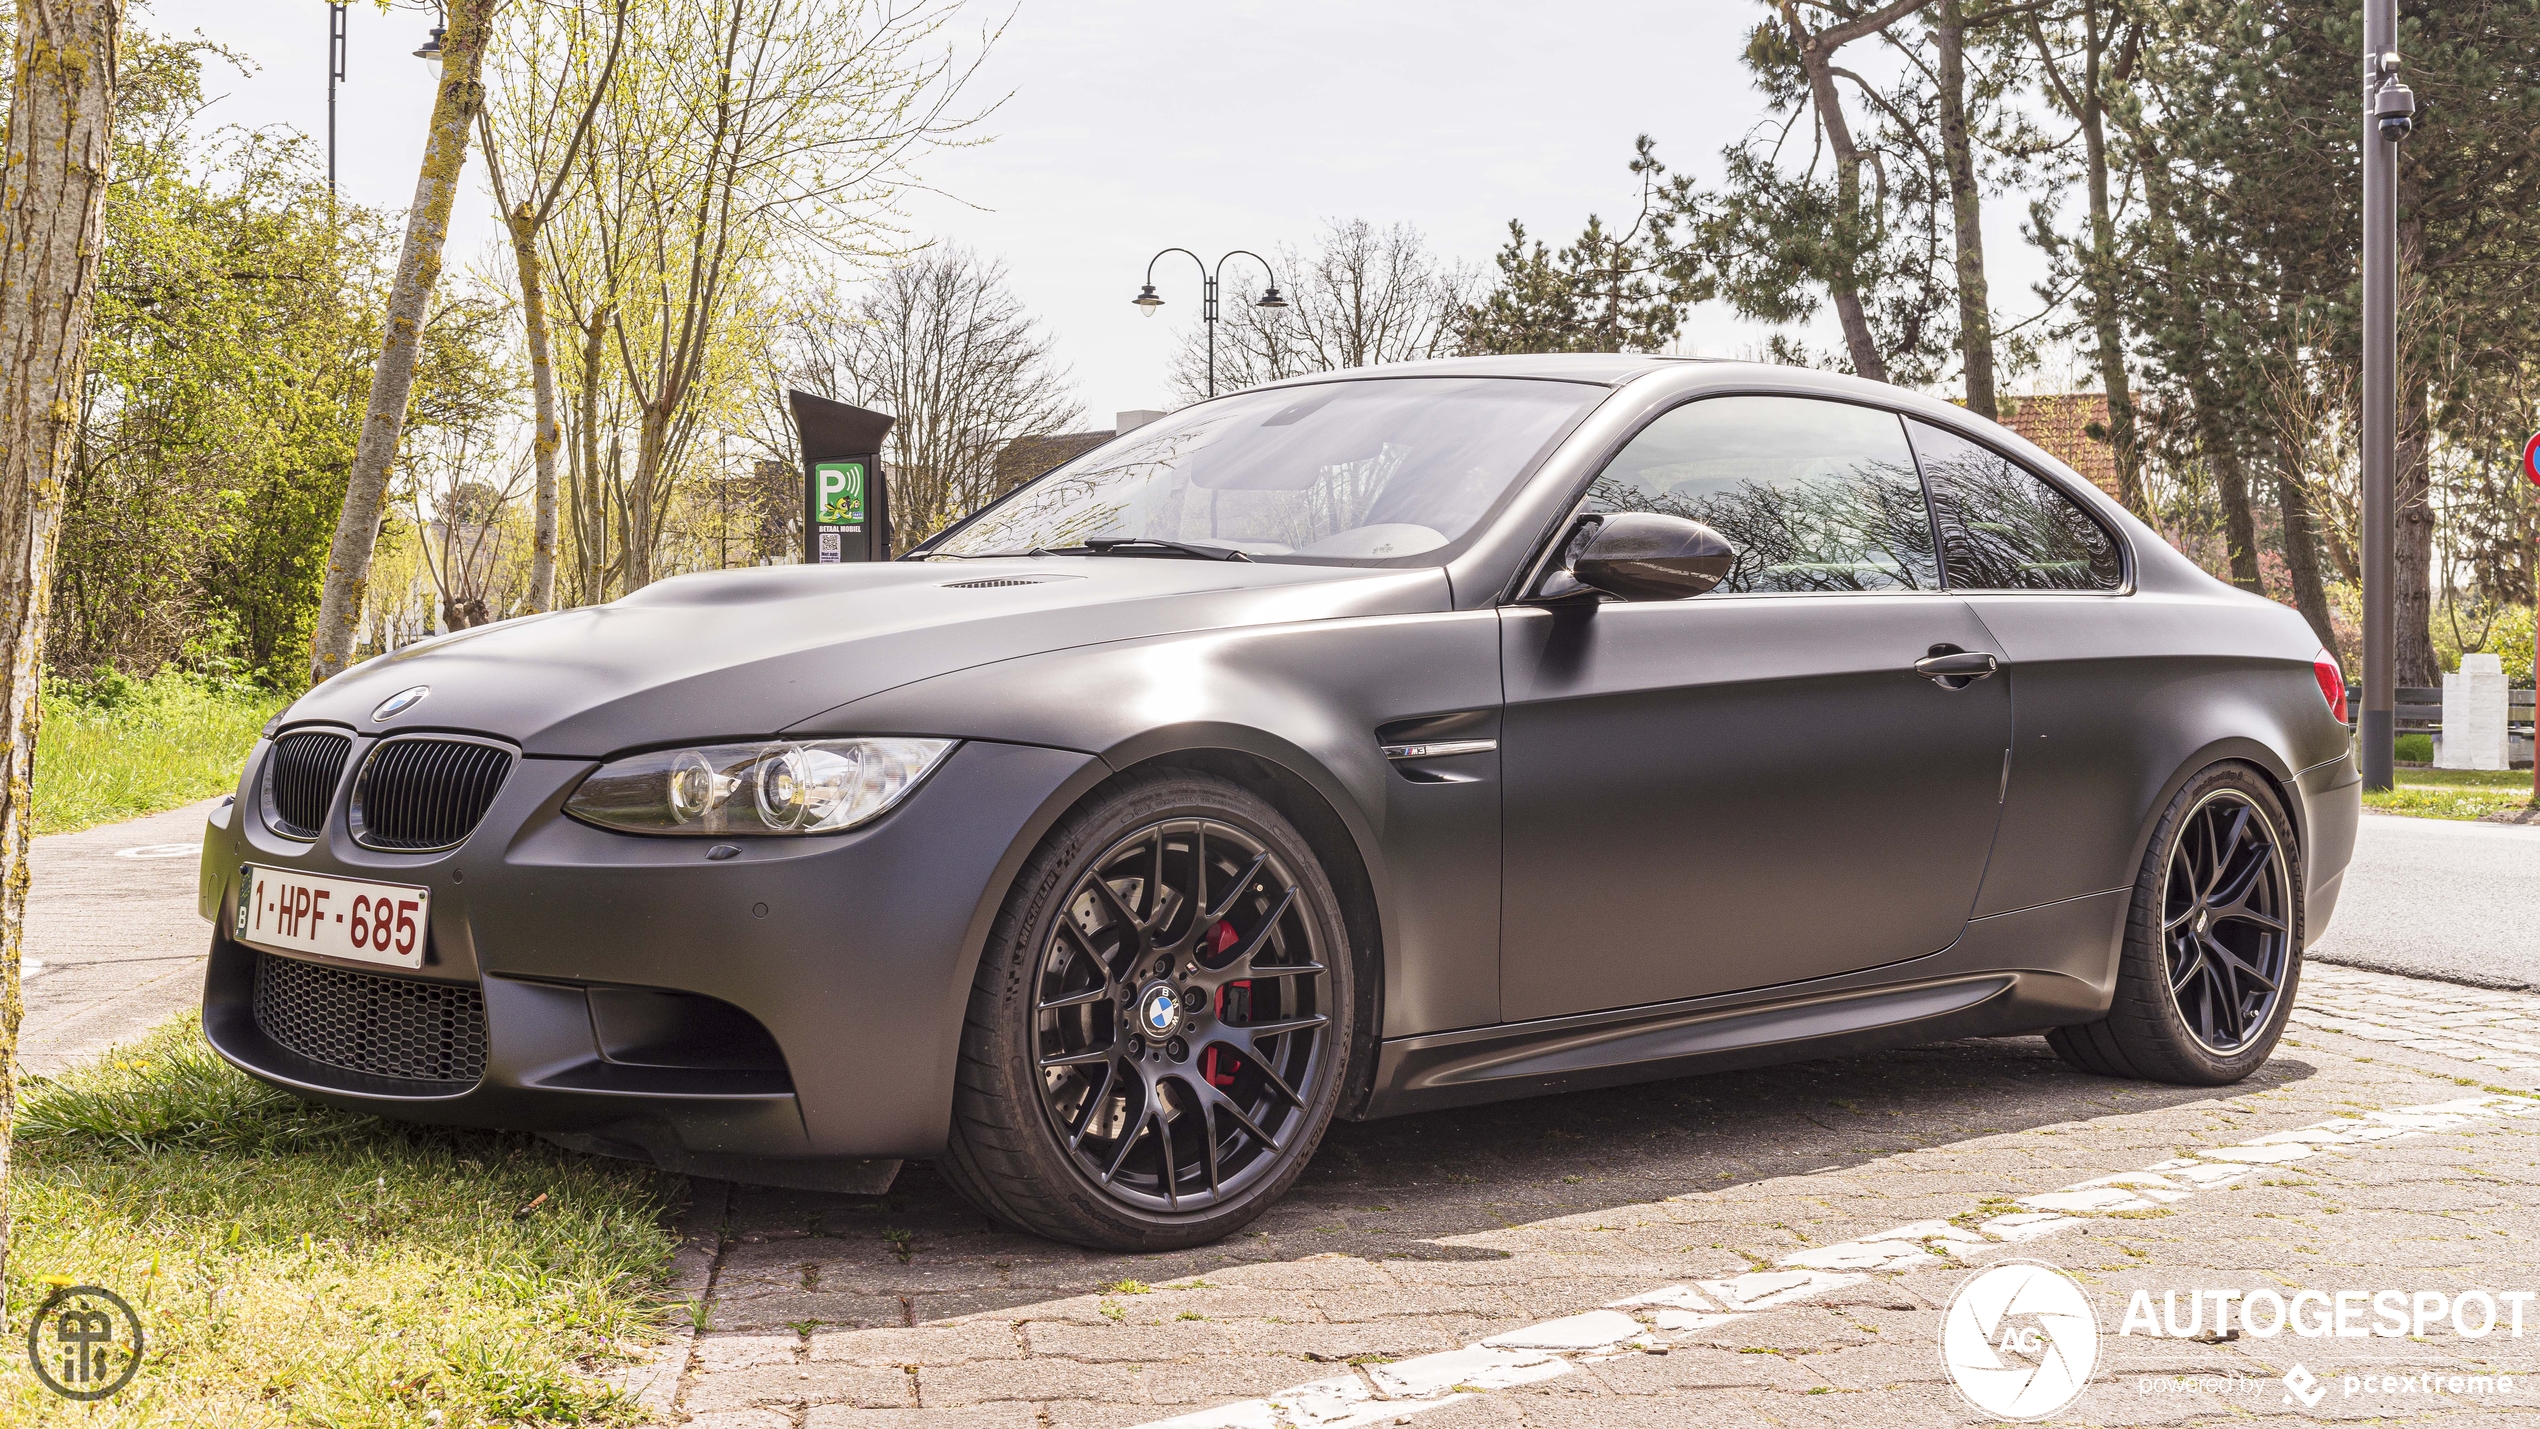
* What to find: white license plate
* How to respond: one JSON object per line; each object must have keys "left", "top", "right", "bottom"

{"left": 235, "top": 864, "right": 431, "bottom": 970}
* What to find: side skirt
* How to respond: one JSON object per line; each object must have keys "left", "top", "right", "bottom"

{"left": 1357, "top": 888, "right": 2125, "bottom": 1119}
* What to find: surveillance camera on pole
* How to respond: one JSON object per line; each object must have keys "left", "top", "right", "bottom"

{"left": 2359, "top": 5, "right": 2412, "bottom": 793}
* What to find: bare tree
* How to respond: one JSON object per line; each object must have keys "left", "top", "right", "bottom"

{"left": 1172, "top": 219, "right": 1475, "bottom": 402}
{"left": 481, "top": 0, "right": 629, "bottom": 613}
{"left": 308, "top": 0, "right": 500, "bottom": 682}
{"left": 0, "top": 0, "right": 124, "bottom": 1286}
{"left": 1772, "top": 0, "right": 1940, "bottom": 383}
{"left": 564, "top": 0, "right": 987, "bottom": 594}
{"left": 406, "top": 431, "right": 535, "bottom": 631}
{"left": 776, "top": 248, "right": 1081, "bottom": 543}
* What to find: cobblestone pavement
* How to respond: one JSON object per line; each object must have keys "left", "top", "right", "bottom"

{"left": 653, "top": 961, "right": 2540, "bottom": 1428}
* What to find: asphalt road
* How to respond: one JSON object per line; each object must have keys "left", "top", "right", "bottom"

{"left": 16, "top": 797, "right": 218, "bottom": 1078}
{"left": 2309, "top": 810, "right": 2540, "bottom": 989}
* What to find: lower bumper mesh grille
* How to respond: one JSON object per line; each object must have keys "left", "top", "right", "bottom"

{"left": 251, "top": 952, "right": 488, "bottom": 1085}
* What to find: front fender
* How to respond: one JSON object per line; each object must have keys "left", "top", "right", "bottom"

{"left": 816, "top": 608, "right": 1512, "bottom": 1040}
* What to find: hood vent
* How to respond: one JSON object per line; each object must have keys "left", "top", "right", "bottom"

{"left": 941, "top": 574, "right": 1082, "bottom": 589}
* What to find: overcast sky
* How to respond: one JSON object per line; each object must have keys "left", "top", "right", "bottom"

{"left": 145, "top": 0, "right": 2062, "bottom": 429}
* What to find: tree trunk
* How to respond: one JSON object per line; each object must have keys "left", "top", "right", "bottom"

{"left": 1932, "top": 0, "right": 1996, "bottom": 418}
{"left": 2273, "top": 460, "right": 2338, "bottom": 652}
{"left": 626, "top": 407, "right": 669, "bottom": 592}
{"left": 2194, "top": 385, "right": 2264, "bottom": 591}
{"left": 2395, "top": 378, "right": 2438, "bottom": 685}
{"left": 504, "top": 203, "right": 562, "bottom": 612}
{"left": 2072, "top": 5, "right": 2144, "bottom": 514}
{"left": 2393, "top": 185, "right": 2439, "bottom": 688}
{"left": 307, "top": 0, "right": 498, "bottom": 684}
{"left": 0, "top": 0, "right": 124, "bottom": 1288}
{"left": 1779, "top": 0, "right": 1938, "bottom": 384}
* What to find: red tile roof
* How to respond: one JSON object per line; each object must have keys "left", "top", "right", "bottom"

{"left": 2004, "top": 393, "right": 2120, "bottom": 498}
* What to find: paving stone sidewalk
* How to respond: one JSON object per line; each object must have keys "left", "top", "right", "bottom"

{"left": 649, "top": 960, "right": 2540, "bottom": 1428}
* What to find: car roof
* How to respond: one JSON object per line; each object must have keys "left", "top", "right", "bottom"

{"left": 1249, "top": 352, "right": 1712, "bottom": 387}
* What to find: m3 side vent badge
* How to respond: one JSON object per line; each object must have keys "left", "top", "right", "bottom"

{"left": 372, "top": 686, "right": 430, "bottom": 721}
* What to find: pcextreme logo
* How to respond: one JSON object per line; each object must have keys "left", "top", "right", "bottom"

{"left": 1939, "top": 1261, "right": 2101, "bottom": 1420}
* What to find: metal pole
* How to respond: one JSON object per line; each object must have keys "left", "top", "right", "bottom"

{"left": 2359, "top": 0, "right": 2402, "bottom": 791}
{"left": 1203, "top": 272, "right": 1219, "bottom": 400}
{"left": 328, "top": 3, "right": 347, "bottom": 198}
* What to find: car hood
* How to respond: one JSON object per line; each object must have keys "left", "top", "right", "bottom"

{"left": 283, "top": 559, "right": 1454, "bottom": 756}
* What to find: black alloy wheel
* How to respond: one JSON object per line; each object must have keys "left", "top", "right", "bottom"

{"left": 2158, "top": 788, "right": 2294, "bottom": 1055}
{"left": 2048, "top": 762, "right": 2303, "bottom": 1086}
{"left": 940, "top": 771, "right": 1356, "bottom": 1249}
{"left": 1032, "top": 816, "right": 1333, "bottom": 1211}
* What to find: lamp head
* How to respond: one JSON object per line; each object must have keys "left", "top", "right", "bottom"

{"left": 1133, "top": 284, "right": 1164, "bottom": 317}
{"left": 415, "top": 25, "right": 446, "bottom": 74}
{"left": 1254, "top": 285, "right": 1289, "bottom": 310}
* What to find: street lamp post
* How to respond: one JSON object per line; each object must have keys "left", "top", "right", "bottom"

{"left": 1132, "top": 248, "right": 1289, "bottom": 400}
{"left": 2360, "top": 0, "right": 2416, "bottom": 792}
{"left": 328, "top": 3, "right": 347, "bottom": 198}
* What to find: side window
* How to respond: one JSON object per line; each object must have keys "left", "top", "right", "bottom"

{"left": 1906, "top": 418, "right": 2123, "bottom": 591}
{"left": 1585, "top": 396, "right": 1938, "bottom": 593}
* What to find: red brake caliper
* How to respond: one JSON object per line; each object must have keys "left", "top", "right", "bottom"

{"left": 1205, "top": 920, "right": 1245, "bottom": 1088}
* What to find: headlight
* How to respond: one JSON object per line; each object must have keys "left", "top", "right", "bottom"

{"left": 565, "top": 737, "right": 957, "bottom": 836}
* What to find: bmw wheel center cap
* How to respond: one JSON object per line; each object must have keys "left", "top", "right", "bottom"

{"left": 1139, "top": 982, "right": 1183, "bottom": 1039}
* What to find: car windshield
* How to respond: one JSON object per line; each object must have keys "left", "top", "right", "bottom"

{"left": 924, "top": 377, "right": 1600, "bottom": 563}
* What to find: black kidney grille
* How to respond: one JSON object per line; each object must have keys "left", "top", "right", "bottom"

{"left": 252, "top": 952, "right": 488, "bottom": 1085}
{"left": 266, "top": 730, "right": 352, "bottom": 839}
{"left": 355, "top": 738, "right": 515, "bottom": 850}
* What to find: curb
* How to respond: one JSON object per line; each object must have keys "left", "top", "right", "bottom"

{"left": 621, "top": 1177, "right": 731, "bottom": 1423}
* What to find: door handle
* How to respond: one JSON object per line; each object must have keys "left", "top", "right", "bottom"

{"left": 1914, "top": 650, "right": 2001, "bottom": 687}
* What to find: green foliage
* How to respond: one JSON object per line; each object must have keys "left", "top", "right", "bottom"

{"left": 34, "top": 667, "right": 285, "bottom": 835}
{"left": 1461, "top": 139, "right": 1685, "bottom": 356}
{"left": 56, "top": 28, "right": 514, "bottom": 687}
{"left": 8, "top": 1018, "right": 682, "bottom": 1428}
{"left": 2434, "top": 602, "right": 2535, "bottom": 685}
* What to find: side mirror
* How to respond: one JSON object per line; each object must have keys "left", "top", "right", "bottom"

{"left": 1542, "top": 512, "right": 1737, "bottom": 602}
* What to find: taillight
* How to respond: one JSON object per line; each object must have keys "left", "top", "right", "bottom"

{"left": 2312, "top": 648, "right": 2349, "bottom": 724}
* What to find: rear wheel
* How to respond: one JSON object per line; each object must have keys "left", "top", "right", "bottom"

{"left": 2048, "top": 763, "right": 2302, "bottom": 1085}
{"left": 939, "top": 771, "right": 1354, "bottom": 1250}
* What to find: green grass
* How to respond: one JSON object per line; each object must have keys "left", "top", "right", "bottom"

{"left": 35, "top": 669, "right": 287, "bottom": 835}
{"left": 3, "top": 1018, "right": 685, "bottom": 1426}
{"left": 2364, "top": 765, "right": 2536, "bottom": 822}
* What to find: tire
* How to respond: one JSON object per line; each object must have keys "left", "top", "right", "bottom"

{"left": 938, "top": 770, "right": 1357, "bottom": 1250}
{"left": 2048, "top": 762, "right": 2304, "bottom": 1086}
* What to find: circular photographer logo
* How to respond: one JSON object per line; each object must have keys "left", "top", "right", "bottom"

{"left": 1940, "top": 1261, "right": 2099, "bottom": 1419}
{"left": 26, "top": 1284, "right": 143, "bottom": 1401}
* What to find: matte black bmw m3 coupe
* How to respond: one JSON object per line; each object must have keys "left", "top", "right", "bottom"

{"left": 201, "top": 355, "right": 2361, "bottom": 1250}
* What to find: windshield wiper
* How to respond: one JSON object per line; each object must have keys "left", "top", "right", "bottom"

{"left": 1031, "top": 537, "right": 1252, "bottom": 562}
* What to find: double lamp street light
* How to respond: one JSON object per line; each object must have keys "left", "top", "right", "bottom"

{"left": 1133, "top": 248, "right": 1287, "bottom": 401}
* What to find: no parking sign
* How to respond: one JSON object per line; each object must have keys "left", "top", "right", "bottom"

{"left": 2525, "top": 431, "right": 2540, "bottom": 486}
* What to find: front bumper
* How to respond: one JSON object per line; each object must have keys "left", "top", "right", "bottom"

{"left": 201, "top": 734, "right": 1101, "bottom": 1178}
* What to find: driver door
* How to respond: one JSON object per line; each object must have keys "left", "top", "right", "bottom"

{"left": 1497, "top": 395, "right": 2013, "bottom": 1021}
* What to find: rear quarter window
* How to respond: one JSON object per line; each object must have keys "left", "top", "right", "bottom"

{"left": 1905, "top": 418, "right": 2123, "bottom": 591}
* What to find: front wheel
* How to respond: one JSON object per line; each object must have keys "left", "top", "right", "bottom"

{"left": 938, "top": 771, "right": 1355, "bottom": 1250}
{"left": 2048, "top": 762, "right": 2303, "bottom": 1085}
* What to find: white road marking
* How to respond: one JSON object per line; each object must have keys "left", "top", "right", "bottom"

{"left": 1129, "top": 1090, "right": 2540, "bottom": 1429}
{"left": 112, "top": 842, "right": 199, "bottom": 859}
